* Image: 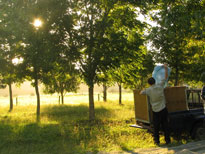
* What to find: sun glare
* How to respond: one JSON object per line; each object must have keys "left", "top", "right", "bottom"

{"left": 33, "top": 19, "right": 42, "bottom": 28}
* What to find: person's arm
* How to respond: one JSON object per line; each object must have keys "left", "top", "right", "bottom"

{"left": 140, "top": 89, "right": 146, "bottom": 95}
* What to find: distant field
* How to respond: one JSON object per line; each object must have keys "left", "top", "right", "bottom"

{"left": 0, "top": 92, "right": 134, "bottom": 106}
{"left": 0, "top": 82, "right": 131, "bottom": 96}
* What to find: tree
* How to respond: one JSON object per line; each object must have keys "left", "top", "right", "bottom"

{"left": 109, "top": 67, "right": 125, "bottom": 105}
{"left": 96, "top": 72, "right": 111, "bottom": 102}
{"left": 111, "top": 47, "right": 154, "bottom": 90}
{"left": 38, "top": 0, "right": 81, "bottom": 105}
{"left": 0, "top": 0, "right": 23, "bottom": 111}
{"left": 43, "top": 61, "right": 80, "bottom": 105}
{"left": 183, "top": 0, "right": 205, "bottom": 85}
{"left": 74, "top": 0, "right": 120, "bottom": 120}
{"left": 75, "top": 0, "right": 149, "bottom": 120}
{"left": 99, "top": 5, "right": 148, "bottom": 105}
{"left": 149, "top": 0, "right": 205, "bottom": 86}
{"left": 149, "top": 3, "right": 190, "bottom": 85}
{"left": 0, "top": 47, "right": 18, "bottom": 111}
{"left": 16, "top": 0, "right": 74, "bottom": 121}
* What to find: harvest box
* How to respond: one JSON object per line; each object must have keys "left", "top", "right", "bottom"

{"left": 133, "top": 86, "right": 188, "bottom": 124}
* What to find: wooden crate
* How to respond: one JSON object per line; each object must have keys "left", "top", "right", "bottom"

{"left": 133, "top": 90, "right": 151, "bottom": 124}
{"left": 165, "top": 86, "right": 188, "bottom": 112}
{"left": 133, "top": 86, "right": 188, "bottom": 124}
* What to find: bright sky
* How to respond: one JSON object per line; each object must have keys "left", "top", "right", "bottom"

{"left": 137, "top": 13, "right": 158, "bottom": 27}
{"left": 12, "top": 57, "right": 23, "bottom": 65}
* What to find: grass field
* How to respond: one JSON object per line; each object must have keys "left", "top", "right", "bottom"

{"left": 0, "top": 93, "right": 191, "bottom": 154}
{"left": 0, "top": 92, "right": 134, "bottom": 106}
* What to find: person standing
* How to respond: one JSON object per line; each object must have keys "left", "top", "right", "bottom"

{"left": 140, "top": 64, "right": 171, "bottom": 145}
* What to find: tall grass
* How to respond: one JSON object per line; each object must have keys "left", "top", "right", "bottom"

{"left": 0, "top": 93, "right": 189, "bottom": 154}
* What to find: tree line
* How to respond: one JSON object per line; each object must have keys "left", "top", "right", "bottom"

{"left": 0, "top": 0, "right": 204, "bottom": 121}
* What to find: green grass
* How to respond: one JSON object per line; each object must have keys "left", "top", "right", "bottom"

{"left": 0, "top": 94, "right": 191, "bottom": 154}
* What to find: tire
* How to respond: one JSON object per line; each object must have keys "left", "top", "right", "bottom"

{"left": 191, "top": 123, "right": 205, "bottom": 140}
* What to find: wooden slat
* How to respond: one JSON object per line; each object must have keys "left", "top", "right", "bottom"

{"left": 164, "top": 86, "right": 188, "bottom": 112}
{"left": 133, "top": 90, "right": 150, "bottom": 123}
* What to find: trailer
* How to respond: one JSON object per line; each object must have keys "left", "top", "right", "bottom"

{"left": 132, "top": 86, "right": 205, "bottom": 140}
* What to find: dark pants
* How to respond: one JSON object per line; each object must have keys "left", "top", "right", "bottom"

{"left": 153, "top": 107, "right": 170, "bottom": 144}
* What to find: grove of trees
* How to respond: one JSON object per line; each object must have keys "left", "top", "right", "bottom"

{"left": 0, "top": 0, "right": 204, "bottom": 121}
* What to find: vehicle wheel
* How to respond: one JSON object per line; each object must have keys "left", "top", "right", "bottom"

{"left": 192, "top": 123, "right": 205, "bottom": 140}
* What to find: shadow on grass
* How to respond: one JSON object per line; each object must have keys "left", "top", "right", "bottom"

{"left": 0, "top": 119, "right": 99, "bottom": 154}
{"left": 0, "top": 104, "right": 114, "bottom": 154}
{"left": 0, "top": 121, "right": 87, "bottom": 154}
{"left": 42, "top": 104, "right": 113, "bottom": 124}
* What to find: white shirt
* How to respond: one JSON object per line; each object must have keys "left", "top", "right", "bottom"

{"left": 140, "top": 80, "right": 166, "bottom": 112}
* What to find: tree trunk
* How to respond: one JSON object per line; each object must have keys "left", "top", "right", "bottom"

{"left": 58, "top": 96, "right": 60, "bottom": 104}
{"left": 34, "top": 76, "right": 40, "bottom": 122}
{"left": 16, "top": 97, "right": 18, "bottom": 106}
{"left": 89, "top": 85, "right": 95, "bottom": 121}
{"left": 61, "top": 91, "right": 64, "bottom": 105}
{"left": 103, "top": 83, "right": 107, "bottom": 102}
{"left": 118, "top": 83, "right": 122, "bottom": 105}
{"left": 141, "top": 77, "right": 144, "bottom": 89}
{"left": 9, "top": 83, "right": 13, "bottom": 111}
{"left": 174, "top": 66, "right": 179, "bottom": 86}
